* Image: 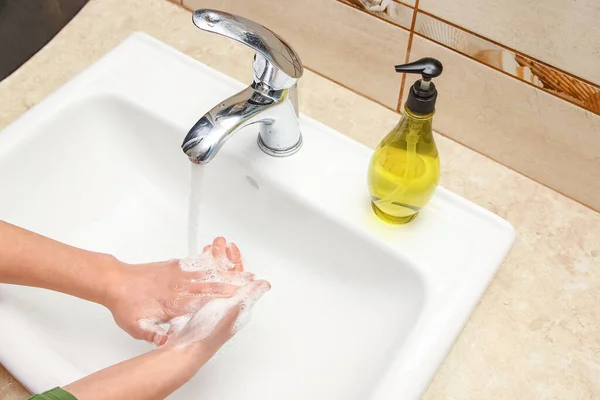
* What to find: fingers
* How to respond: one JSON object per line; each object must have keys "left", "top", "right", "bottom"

{"left": 190, "top": 269, "right": 254, "bottom": 285}
{"left": 154, "top": 332, "right": 168, "bottom": 346}
{"left": 236, "top": 279, "right": 271, "bottom": 302}
{"left": 137, "top": 319, "right": 169, "bottom": 346}
{"left": 226, "top": 242, "right": 243, "bottom": 272}
{"left": 212, "top": 237, "right": 227, "bottom": 258}
{"left": 222, "top": 270, "right": 254, "bottom": 285}
{"left": 231, "top": 279, "right": 271, "bottom": 311}
{"left": 173, "top": 277, "right": 266, "bottom": 318}
{"left": 187, "top": 282, "right": 239, "bottom": 296}
{"left": 162, "top": 295, "right": 212, "bottom": 318}
{"left": 201, "top": 237, "right": 244, "bottom": 272}
{"left": 164, "top": 280, "right": 271, "bottom": 348}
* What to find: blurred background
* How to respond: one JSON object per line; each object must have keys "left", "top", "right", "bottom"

{"left": 0, "top": 0, "right": 89, "bottom": 81}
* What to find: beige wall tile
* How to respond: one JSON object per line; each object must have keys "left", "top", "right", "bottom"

{"left": 404, "top": 36, "right": 600, "bottom": 210}
{"left": 398, "top": 0, "right": 416, "bottom": 7}
{"left": 339, "top": 0, "right": 414, "bottom": 29}
{"left": 183, "top": 0, "right": 409, "bottom": 109}
{"left": 417, "top": 0, "right": 600, "bottom": 86}
{"left": 413, "top": 12, "right": 600, "bottom": 116}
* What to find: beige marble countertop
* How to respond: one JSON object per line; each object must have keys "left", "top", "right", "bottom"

{"left": 1, "top": 0, "right": 599, "bottom": 399}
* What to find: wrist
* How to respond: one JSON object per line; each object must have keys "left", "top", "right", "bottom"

{"left": 159, "top": 342, "right": 211, "bottom": 378}
{"left": 92, "top": 253, "right": 126, "bottom": 307}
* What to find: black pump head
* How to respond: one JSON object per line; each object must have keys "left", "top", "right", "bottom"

{"left": 395, "top": 57, "right": 443, "bottom": 81}
{"left": 395, "top": 57, "right": 443, "bottom": 115}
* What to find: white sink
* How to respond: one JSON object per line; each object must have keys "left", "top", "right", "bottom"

{"left": 0, "top": 33, "right": 515, "bottom": 399}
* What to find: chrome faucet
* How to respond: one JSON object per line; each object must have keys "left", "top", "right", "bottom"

{"left": 182, "top": 10, "right": 304, "bottom": 164}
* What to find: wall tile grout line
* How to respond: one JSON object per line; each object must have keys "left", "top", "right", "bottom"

{"left": 171, "top": 0, "right": 188, "bottom": 10}
{"left": 431, "top": 126, "right": 599, "bottom": 214}
{"left": 412, "top": 31, "right": 599, "bottom": 116}
{"left": 173, "top": 0, "right": 600, "bottom": 211}
{"left": 332, "top": 2, "right": 600, "bottom": 116}
{"left": 336, "top": 0, "right": 411, "bottom": 31}
{"left": 416, "top": 9, "right": 600, "bottom": 90}
{"left": 178, "top": 0, "right": 400, "bottom": 113}
{"left": 177, "top": 0, "right": 600, "bottom": 117}
{"left": 397, "top": 0, "right": 420, "bottom": 111}
{"left": 305, "top": 67, "right": 397, "bottom": 113}
{"left": 394, "top": 0, "right": 415, "bottom": 9}
{"left": 397, "top": 74, "right": 407, "bottom": 113}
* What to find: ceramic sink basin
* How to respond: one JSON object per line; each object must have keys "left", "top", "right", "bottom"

{"left": 0, "top": 33, "right": 515, "bottom": 399}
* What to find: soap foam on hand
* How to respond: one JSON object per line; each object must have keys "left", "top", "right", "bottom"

{"left": 167, "top": 279, "right": 270, "bottom": 348}
{"left": 181, "top": 251, "right": 255, "bottom": 286}
{"left": 179, "top": 250, "right": 236, "bottom": 272}
{"left": 165, "top": 249, "right": 269, "bottom": 348}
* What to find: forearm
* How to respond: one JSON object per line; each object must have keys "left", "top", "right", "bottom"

{"left": 64, "top": 344, "right": 210, "bottom": 400}
{"left": 0, "top": 221, "right": 120, "bottom": 304}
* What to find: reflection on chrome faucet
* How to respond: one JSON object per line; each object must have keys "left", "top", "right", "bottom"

{"left": 182, "top": 9, "right": 304, "bottom": 164}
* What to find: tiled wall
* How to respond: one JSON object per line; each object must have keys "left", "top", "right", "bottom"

{"left": 173, "top": 0, "right": 600, "bottom": 212}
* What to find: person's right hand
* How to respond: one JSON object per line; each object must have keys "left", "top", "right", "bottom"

{"left": 104, "top": 237, "right": 254, "bottom": 346}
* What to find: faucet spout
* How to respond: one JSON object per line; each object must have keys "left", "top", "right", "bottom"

{"left": 182, "top": 83, "right": 302, "bottom": 164}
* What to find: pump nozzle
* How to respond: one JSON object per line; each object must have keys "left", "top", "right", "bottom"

{"left": 395, "top": 58, "right": 443, "bottom": 81}
{"left": 395, "top": 57, "right": 443, "bottom": 115}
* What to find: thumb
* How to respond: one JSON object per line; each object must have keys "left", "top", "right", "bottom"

{"left": 136, "top": 319, "right": 168, "bottom": 346}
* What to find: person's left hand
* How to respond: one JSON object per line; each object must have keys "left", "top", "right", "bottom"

{"left": 103, "top": 237, "right": 252, "bottom": 346}
{"left": 165, "top": 278, "right": 271, "bottom": 350}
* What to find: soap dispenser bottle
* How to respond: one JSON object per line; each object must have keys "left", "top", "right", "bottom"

{"left": 368, "top": 58, "right": 443, "bottom": 224}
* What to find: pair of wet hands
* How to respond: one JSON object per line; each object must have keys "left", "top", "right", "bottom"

{"left": 109, "top": 237, "right": 270, "bottom": 348}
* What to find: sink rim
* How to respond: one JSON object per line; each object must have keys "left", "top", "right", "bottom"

{"left": 0, "top": 32, "right": 516, "bottom": 400}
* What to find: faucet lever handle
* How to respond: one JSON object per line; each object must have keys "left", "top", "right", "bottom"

{"left": 192, "top": 9, "right": 303, "bottom": 82}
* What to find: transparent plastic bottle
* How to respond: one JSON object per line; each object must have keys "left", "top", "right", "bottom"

{"left": 368, "top": 57, "right": 443, "bottom": 224}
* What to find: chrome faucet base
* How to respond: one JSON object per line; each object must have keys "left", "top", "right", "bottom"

{"left": 257, "top": 134, "right": 303, "bottom": 157}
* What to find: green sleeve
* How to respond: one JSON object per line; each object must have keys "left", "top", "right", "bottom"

{"left": 29, "top": 387, "right": 78, "bottom": 400}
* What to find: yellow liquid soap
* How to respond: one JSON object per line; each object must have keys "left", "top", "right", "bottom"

{"left": 368, "top": 107, "right": 440, "bottom": 224}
